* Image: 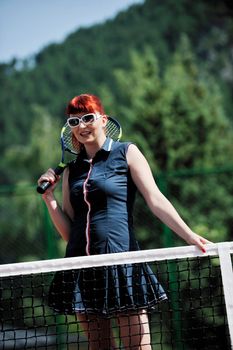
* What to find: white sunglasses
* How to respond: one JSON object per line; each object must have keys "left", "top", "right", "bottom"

{"left": 67, "top": 113, "right": 102, "bottom": 128}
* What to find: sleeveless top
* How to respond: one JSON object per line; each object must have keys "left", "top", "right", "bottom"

{"left": 66, "top": 137, "right": 139, "bottom": 257}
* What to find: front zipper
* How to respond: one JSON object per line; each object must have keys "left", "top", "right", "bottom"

{"left": 83, "top": 159, "right": 93, "bottom": 255}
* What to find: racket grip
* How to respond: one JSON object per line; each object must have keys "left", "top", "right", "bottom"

{"left": 36, "top": 165, "right": 66, "bottom": 194}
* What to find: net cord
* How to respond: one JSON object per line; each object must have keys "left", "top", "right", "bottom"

{"left": 218, "top": 242, "right": 233, "bottom": 349}
{"left": 0, "top": 242, "right": 232, "bottom": 277}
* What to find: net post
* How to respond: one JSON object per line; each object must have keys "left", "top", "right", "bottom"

{"left": 43, "top": 202, "right": 66, "bottom": 350}
{"left": 157, "top": 175, "right": 183, "bottom": 348}
{"left": 218, "top": 242, "right": 233, "bottom": 349}
{"left": 43, "top": 201, "right": 59, "bottom": 259}
{"left": 157, "top": 174, "right": 174, "bottom": 248}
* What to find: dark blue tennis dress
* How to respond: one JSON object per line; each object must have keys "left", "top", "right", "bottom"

{"left": 48, "top": 138, "right": 167, "bottom": 315}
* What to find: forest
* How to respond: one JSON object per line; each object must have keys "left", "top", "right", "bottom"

{"left": 0, "top": 0, "right": 233, "bottom": 264}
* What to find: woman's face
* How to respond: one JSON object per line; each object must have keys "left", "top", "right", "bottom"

{"left": 68, "top": 112, "right": 108, "bottom": 145}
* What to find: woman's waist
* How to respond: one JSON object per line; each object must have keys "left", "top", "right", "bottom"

{"left": 71, "top": 218, "right": 133, "bottom": 237}
{"left": 66, "top": 230, "right": 139, "bottom": 257}
{"left": 72, "top": 210, "right": 133, "bottom": 223}
{"left": 70, "top": 214, "right": 134, "bottom": 243}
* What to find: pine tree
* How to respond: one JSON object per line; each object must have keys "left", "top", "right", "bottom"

{"left": 109, "top": 37, "right": 233, "bottom": 247}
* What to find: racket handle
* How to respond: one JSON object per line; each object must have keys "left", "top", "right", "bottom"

{"left": 36, "top": 165, "right": 66, "bottom": 194}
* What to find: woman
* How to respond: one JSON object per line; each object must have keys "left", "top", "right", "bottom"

{"left": 38, "top": 94, "right": 209, "bottom": 350}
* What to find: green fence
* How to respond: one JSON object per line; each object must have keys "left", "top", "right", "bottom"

{"left": 0, "top": 166, "right": 233, "bottom": 264}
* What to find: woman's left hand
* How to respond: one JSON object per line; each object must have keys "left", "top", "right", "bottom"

{"left": 186, "top": 232, "right": 212, "bottom": 253}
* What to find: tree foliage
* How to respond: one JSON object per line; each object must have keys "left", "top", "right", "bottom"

{"left": 107, "top": 36, "right": 233, "bottom": 247}
{"left": 0, "top": 0, "right": 233, "bottom": 262}
{"left": 0, "top": 0, "right": 232, "bottom": 153}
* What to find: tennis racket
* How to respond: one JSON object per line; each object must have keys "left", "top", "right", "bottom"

{"left": 37, "top": 116, "right": 122, "bottom": 194}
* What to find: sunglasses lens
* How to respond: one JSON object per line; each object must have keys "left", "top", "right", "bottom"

{"left": 68, "top": 118, "right": 80, "bottom": 127}
{"left": 68, "top": 114, "right": 98, "bottom": 128}
{"left": 82, "top": 114, "right": 95, "bottom": 124}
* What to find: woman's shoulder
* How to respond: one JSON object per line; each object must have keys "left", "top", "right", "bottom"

{"left": 110, "top": 140, "right": 136, "bottom": 161}
{"left": 112, "top": 139, "right": 135, "bottom": 150}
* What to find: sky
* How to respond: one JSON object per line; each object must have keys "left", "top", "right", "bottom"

{"left": 0, "top": 0, "right": 143, "bottom": 63}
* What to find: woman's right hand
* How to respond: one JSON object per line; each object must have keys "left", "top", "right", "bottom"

{"left": 37, "top": 168, "right": 60, "bottom": 199}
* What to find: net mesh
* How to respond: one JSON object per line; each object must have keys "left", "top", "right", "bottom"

{"left": 0, "top": 243, "right": 232, "bottom": 350}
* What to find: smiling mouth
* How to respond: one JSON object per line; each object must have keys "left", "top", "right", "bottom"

{"left": 80, "top": 131, "right": 92, "bottom": 137}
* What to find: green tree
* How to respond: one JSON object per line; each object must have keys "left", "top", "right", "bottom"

{"left": 2, "top": 105, "right": 61, "bottom": 182}
{"left": 0, "top": 106, "right": 64, "bottom": 263}
{"left": 109, "top": 37, "right": 233, "bottom": 248}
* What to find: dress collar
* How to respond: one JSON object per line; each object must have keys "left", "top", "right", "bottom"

{"left": 78, "top": 137, "right": 113, "bottom": 161}
{"left": 101, "top": 137, "right": 113, "bottom": 152}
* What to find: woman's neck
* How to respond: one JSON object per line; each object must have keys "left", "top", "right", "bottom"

{"left": 84, "top": 135, "right": 106, "bottom": 160}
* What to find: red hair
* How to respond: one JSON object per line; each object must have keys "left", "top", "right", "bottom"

{"left": 66, "top": 94, "right": 105, "bottom": 115}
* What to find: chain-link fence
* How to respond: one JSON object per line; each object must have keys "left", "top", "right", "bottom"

{"left": 0, "top": 167, "right": 233, "bottom": 264}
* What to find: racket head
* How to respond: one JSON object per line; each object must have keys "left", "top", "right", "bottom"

{"left": 62, "top": 116, "right": 122, "bottom": 155}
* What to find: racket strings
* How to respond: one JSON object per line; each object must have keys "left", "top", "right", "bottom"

{"left": 106, "top": 120, "right": 122, "bottom": 141}
{"left": 63, "top": 127, "right": 81, "bottom": 154}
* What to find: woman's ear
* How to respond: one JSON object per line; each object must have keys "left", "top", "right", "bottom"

{"left": 102, "top": 114, "right": 108, "bottom": 127}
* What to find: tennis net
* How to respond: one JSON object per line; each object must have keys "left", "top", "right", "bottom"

{"left": 0, "top": 242, "right": 232, "bottom": 350}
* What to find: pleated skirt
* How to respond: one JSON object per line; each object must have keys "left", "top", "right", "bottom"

{"left": 48, "top": 262, "right": 167, "bottom": 316}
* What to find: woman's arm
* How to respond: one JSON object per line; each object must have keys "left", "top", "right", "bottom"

{"left": 127, "top": 144, "right": 210, "bottom": 252}
{"left": 38, "top": 168, "right": 74, "bottom": 242}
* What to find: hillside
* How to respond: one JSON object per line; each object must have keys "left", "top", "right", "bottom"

{"left": 0, "top": 0, "right": 233, "bottom": 265}
{"left": 0, "top": 0, "right": 232, "bottom": 152}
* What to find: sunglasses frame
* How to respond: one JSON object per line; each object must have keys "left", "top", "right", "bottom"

{"left": 67, "top": 113, "right": 102, "bottom": 128}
